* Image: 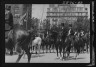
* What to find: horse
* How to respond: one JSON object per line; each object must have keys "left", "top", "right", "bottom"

{"left": 73, "top": 32, "right": 81, "bottom": 59}
{"left": 61, "top": 27, "right": 70, "bottom": 59}
{"left": 5, "top": 30, "right": 14, "bottom": 55}
{"left": 14, "top": 29, "right": 32, "bottom": 63}
{"left": 30, "top": 36, "right": 42, "bottom": 55}
{"left": 63, "top": 35, "right": 73, "bottom": 59}
{"left": 55, "top": 32, "right": 63, "bottom": 58}
{"left": 44, "top": 34, "right": 52, "bottom": 53}
{"left": 50, "top": 30, "right": 58, "bottom": 53}
{"left": 81, "top": 32, "right": 90, "bottom": 53}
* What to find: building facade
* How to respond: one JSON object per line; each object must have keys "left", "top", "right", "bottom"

{"left": 46, "top": 4, "right": 88, "bottom": 26}
{"left": 5, "top": 4, "right": 32, "bottom": 30}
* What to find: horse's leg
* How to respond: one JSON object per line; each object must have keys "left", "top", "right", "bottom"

{"left": 75, "top": 47, "right": 80, "bottom": 59}
{"left": 46, "top": 45, "right": 48, "bottom": 53}
{"left": 35, "top": 45, "right": 37, "bottom": 54}
{"left": 38, "top": 45, "right": 40, "bottom": 56}
{"left": 42, "top": 45, "right": 44, "bottom": 52}
{"left": 60, "top": 47, "right": 62, "bottom": 57}
{"left": 10, "top": 50, "right": 12, "bottom": 55}
{"left": 10, "top": 48, "right": 13, "bottom": 55}
{"left": 74, "top": 47, "right": 78, "bottom": 59}
{"left": 52, "top": 44, "right": 53, "bottom": 52}
{"left": 86, "top": 43, "right": 88, "bottom": 53}
{"left": 25, "top": 48, "right": 31, "bottom": 63}
{"left": 66, "top": 46, "right": 71, "bottom": 59}
{"left": 16, "top": 53, "right": 23, "bottom": 63}
{"left": 23, "top": 50, "right": 26, "bottom": 58}
{"left": 56, "top": 45, "right": 58, "bottom": 57}
{"left": 62, "top": 47, "right": 65, "bottom": 60}
{"left": 59, "top": 46, "right": 62, "bottom": 59}
{"left": 43, "top": 45, "right": 44, "bottom": 53}
{"left": 53, "top": 44, "right": 55, "bottom": 52}
{"left": 50, "top": 44, "right": 51, "bottom": 53}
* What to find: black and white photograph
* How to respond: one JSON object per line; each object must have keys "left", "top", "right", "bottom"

{"left": 4, "top": 1, "right": 94, "bottom": 65}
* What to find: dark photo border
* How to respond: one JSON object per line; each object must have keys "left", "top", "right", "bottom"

{"left": 1, "top": 0, "right": 95, "bottom": 67}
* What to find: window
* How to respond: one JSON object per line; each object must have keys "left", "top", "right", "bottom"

{"left": 82, "top": 13, "right": 86, "bottom": 16}
{"left": 47, "top": 8, "right": 50, "bottom": 12}
{"left": 80, "top": 7, "right": 83, "bottom": 11}
{"left": 79, "top": 13, "right": 81, "bottom": 16}
{"left": 85, "top": 13, "right": 88, "bottom": 16}
{"left": 50, "top": 13, "right": 52, "bottom": 16}
{"left": 58, "top": 13, "right": 60, "bottom": 16}
{"left": 85, "top": 8, "right": 87, "bottom": 11}
{"left": 63, "top": 13, "right": 65, "bottom": 16}
{"left": 47, "top": 13, "right": 50, "bottom": 16}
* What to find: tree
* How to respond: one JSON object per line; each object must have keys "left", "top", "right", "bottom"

{"left": 73, "top": 17, "right": 90, "bottom": 33}
{"left": 42, "top": 19, "right": 50, "bottom": 37}
{"left": 31, "top": 17, "right": 39, "bottom": 35}
{"left": 73, "top": 17, "right": 84, "bottom": 32}
{"left": 82, "top": 18, "right": 90, "bottom": 33}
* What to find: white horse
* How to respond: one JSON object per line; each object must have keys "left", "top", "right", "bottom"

{"left": 31, "top": 37, "right": 42, "bottom": 55}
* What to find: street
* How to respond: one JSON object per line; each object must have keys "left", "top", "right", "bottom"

{"left": 5, "top": 50, "right": 90, "bottom": 63}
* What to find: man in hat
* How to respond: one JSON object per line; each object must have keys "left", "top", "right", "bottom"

{"left": 5, "top": 6, "right": 13, "bottom": 31}
{"left": 5, "top": 5, "right": 14, "bottom": 55}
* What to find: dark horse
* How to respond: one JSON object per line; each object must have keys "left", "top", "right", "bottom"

{"left": 73, "top": 33, "right": 82, "bottom": 59}
{"left": 55, "top": 32, "right": 62, "bottom": 58}
{"left": 81, "top": 32, "right": 90, "bottom": 53}
{"left": 44, "top": 34, "right": 52, "bottom": 53}
{"left": 63, "top": 35, "right": 72, "bottom": 59}
{"left": 14, "top": 29, "right": 32, "bottom": 63}
{"left": 5, "top": 30, "right": 14, "bottom": 55}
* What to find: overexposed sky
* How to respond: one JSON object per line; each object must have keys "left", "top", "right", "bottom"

{"left": 32, "top": 4, "right": 49, "bottom": 20}
{"left": 32, "top": 4, "right": 90, "bottom": 20}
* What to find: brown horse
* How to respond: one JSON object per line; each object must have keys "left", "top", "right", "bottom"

{"left": 5, "top": 30, "right": 14, "bottom": 55}
{"left": 14, "top": 29, "right": 32, "bottom": 63}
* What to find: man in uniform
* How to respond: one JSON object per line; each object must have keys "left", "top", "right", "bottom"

{"left": 5, "top": 5, "right": 14, "bottom": 55}
{"left": 5, "top": 6, "right": 13, "bottom": 31}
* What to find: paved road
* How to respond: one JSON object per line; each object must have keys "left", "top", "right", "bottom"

{"left": 5, "top": 50, "right": 90, "bottom": 63}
